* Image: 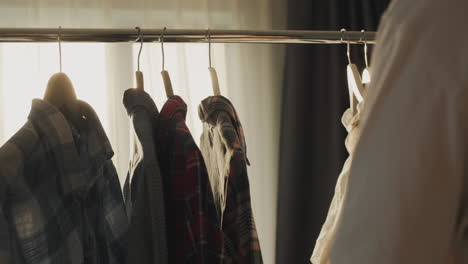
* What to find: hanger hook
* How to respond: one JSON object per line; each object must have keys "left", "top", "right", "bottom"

{"left": 160, "top": 27, "right": 167, "bottom": 72}
{"left": 361, "top": 29, "right": 369, "bottom": 68}
{"left": 58, "top": 26, "right": 62, "bottom": 72}
{"left": 135, "top": 27, "right": 143, "bottom": 72}
{"left": 340, "top": 29, "right": 351, "bottom": 64}
{"left": 206, "top": 28, "right": 212, "bottom": 68}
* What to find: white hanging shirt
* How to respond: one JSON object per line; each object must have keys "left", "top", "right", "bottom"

{"left": 329, "top": 1, "right": 468, "bottom": 263}
{"left": 311, "top": 100, "right": 365, "bottom": 264}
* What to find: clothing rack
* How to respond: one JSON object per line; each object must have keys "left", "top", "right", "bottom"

{"left": 0, "top": 28, "right": 376, "bottom": 44}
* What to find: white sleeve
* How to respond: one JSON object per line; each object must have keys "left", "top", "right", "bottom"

{"left": 329, "top": 1, "right": 468, "bottom": 263}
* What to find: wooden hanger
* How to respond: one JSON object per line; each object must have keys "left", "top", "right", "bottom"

{"left": 206, "top": 29, "right": 221, "bottom": 96}
{"left": 160, "top": 27, "right": 174, "bottom": 98}
{"left": 135, "top": 27, "right": 144, "bottom": 90}
{"left": 43, "top": 26, "right": 82, "bottom": 127}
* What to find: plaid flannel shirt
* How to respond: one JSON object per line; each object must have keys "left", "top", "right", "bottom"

{"left": 122, "top": 89, "right": 168, "bottom": 264}
{"left": 155, "top": 96, "right": 225, "bottom": 263}
{"left": 0, "top": 99, "right": 128, "bottom": 264}
{"left": 198, "top": 96, "right": 263, "bottom": 263}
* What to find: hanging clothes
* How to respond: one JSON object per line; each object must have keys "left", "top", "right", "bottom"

{"left": 198, "top": 96, "right": 263, "bottom": 263}
{"left": 0, "top": 99, "right": 128, "bottom": 264}
{"left": 329, "top": 1, "right": 468, "bottom": 263}
{"left": 154, "top": 95, "right": 225, "bottom": 263}
{"left": 311, "top": 100, "right": 365, "bottom": 264}
{"left": 122, "top": 89, "right": 168, "bottom": 264}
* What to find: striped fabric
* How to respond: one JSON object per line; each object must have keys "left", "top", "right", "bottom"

{"left": 198, "top": 96, "right": 263, "bottom": 263}
{"left": 155, "top": 95, "right": 226, "bottom": 263}
{"left": 0, "top": 99, "right": 128, "bottom": 264}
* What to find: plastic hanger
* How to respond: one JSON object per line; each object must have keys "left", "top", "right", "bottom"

{"left": 135, "top": 27, "right": 144, "bottom": 90}
{"left": 160, "top": 27, "right": 174, "bottom": 98}
{"left": 341, "top": 29, "right": 365, "bottom": 115}
{"left": 361, "top": 30, "right": 371, "bottom": 84}
{"left": 206, "top": 29, "right": 221, "bottom": 96}
{"left": 43, "top": 26, "right": 82, "bottom": 126}
{"left": 343, "top": 29, "right": 365, "bottom": 101}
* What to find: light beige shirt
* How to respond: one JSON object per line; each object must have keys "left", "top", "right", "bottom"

{"left": 329, "top": 1, "right": 468, "bottom": 263}
{"left": 311, "top": 101, "right": 365, "bottom": 264}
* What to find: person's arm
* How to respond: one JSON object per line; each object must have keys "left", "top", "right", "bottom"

{"left": 329, "top": 2, "right": 468, "bottom": 263}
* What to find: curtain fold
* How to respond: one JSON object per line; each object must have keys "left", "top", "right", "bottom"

{"left": 276, "top": 1, "right": 389, "bottom": 263}
{"left": 0, "top": 1, "right": 286, "bottom": 263}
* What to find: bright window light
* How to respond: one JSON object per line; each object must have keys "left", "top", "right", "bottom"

{"left": 0, "top": 42, "right": 226, "bottom": 182}
{"left": 0, "top": 43, "right": 108, "bottom": 144}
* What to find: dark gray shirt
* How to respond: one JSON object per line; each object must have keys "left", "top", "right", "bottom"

{"left": 123, "top": 89, "right": 168, "bottom": 264}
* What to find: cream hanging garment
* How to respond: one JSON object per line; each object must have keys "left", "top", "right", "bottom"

{"left": 311, "top": 97, "right": 366, "bottom": 264}
{"left": 311, "top": 31, "right": 369, "bottom": 263}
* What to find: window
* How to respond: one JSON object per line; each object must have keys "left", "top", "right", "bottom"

{"left": 0, "top": 42, "right": 226, "bottom": 184}
{"left": 0, "top": 43, "right": 108, "bottom": 142}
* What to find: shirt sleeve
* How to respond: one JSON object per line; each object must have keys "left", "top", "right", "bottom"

{"left": 0, "top": 142, "right": 21, "bottom": 264}
{"left": 329, "top": 2, "right": 468, "bottom": 263}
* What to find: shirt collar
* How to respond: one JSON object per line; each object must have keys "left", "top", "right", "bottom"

{"left": 123, "top": 88, "right": 159, "bottom": 116}
{"left": 198, "top": 95, "right": 250, "bottom": 165}
{"left": 159, "top": 95, "right": 188, "bottom": 121}
{"left": 28, "top": 99, "right": 114, "bottom": 195}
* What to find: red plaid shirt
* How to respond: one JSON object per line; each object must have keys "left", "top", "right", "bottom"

{"left": 155, "top": 96, "right": 226, "bottom": 263}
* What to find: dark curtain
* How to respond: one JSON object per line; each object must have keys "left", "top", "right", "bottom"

{"left": 275, "top": 1, "right": 390, "bottom": 263}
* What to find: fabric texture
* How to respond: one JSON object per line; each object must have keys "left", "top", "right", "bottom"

{"left": 329, "top": 1, "right": 468, "bottom": 263}
{"left": 0, "top": 3, "right": 285, "bottom": 263}
{"left": 122, "top": 89, "right": 168, "bottom": 264}
{"left": 311, "top": 101, "right": 365, "bottom": 264}
{"left": 199, "top": 95, "right": 262, "bottom": 263}
{"left": 276, "top": 1, "right": 390, "bottom": 262}
{"left": 0, "top": 99, "right": 128, "bottom": 264}
{"left": 154, "top": 95, "right": 225, "bottom": 263}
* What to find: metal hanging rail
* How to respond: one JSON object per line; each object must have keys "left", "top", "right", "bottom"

{"left": 0, "top": 28, "right": 376, "bottom": 44}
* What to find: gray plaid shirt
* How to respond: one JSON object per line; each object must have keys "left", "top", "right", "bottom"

{"left": 0, "top": 99, "right": 128, "bottom": 264}
{"left": 199, "top": 96, "right": 262, "bottom": 263}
